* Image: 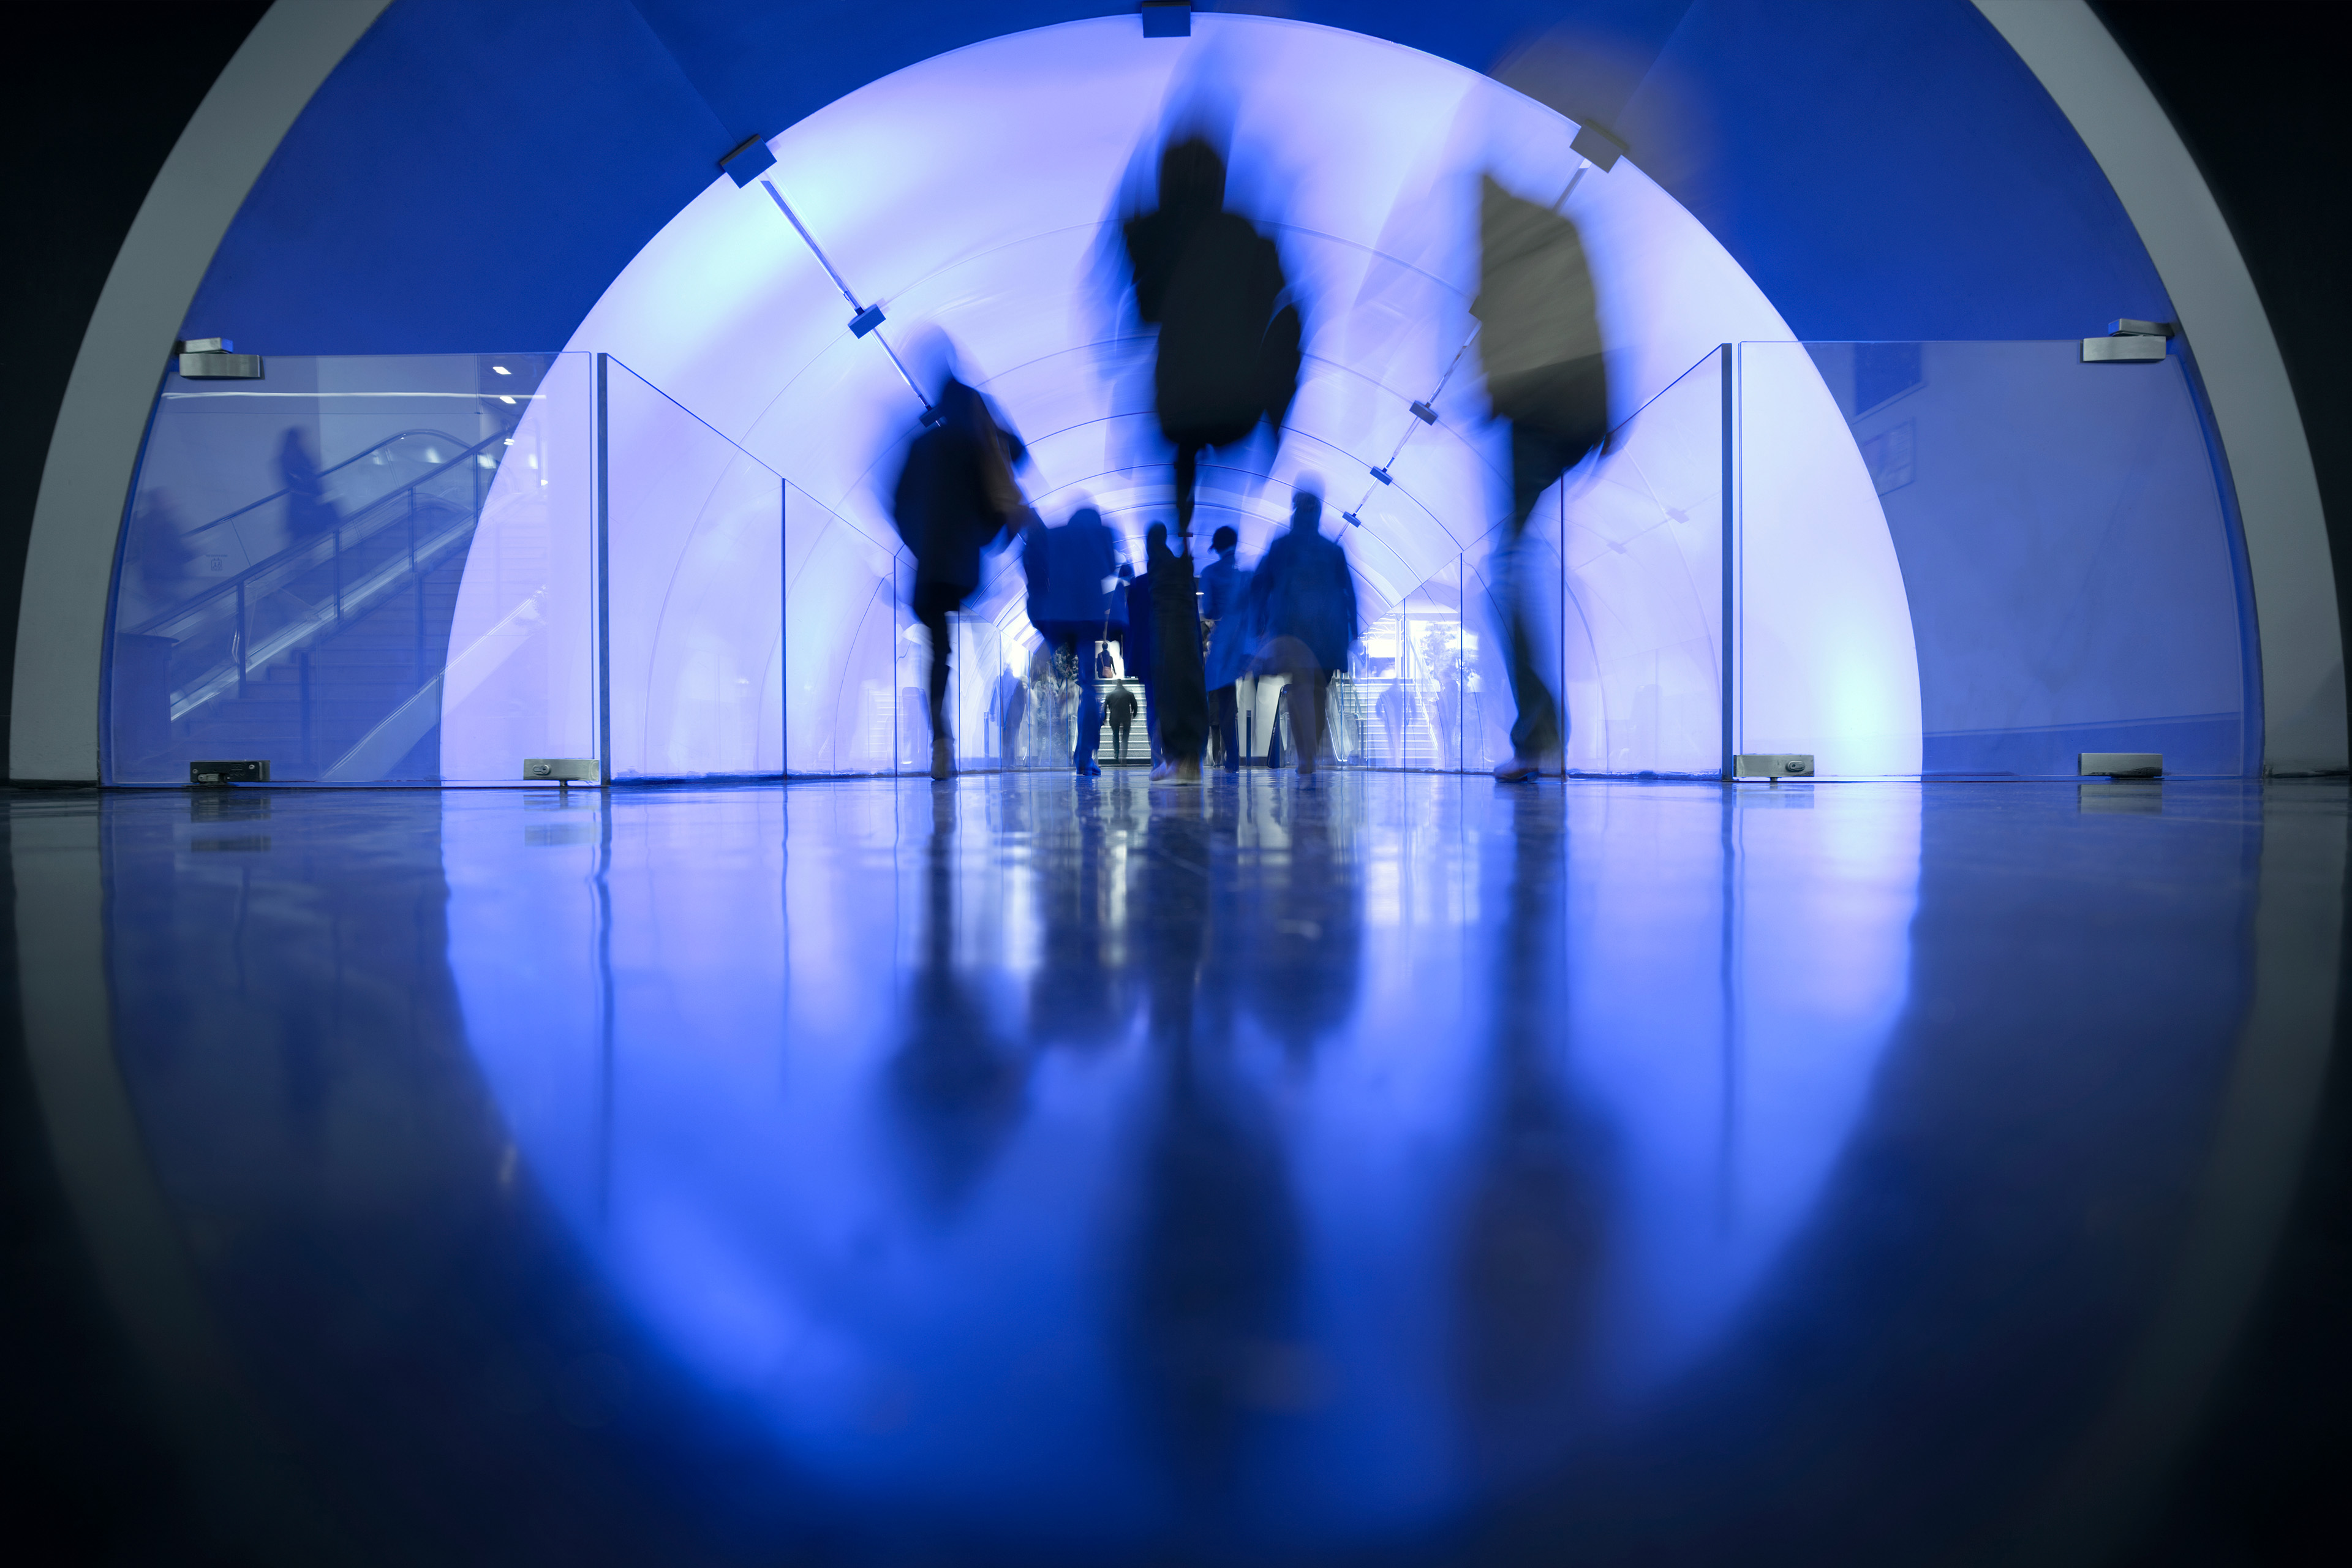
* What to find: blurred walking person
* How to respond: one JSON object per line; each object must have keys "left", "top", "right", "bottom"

{"left": 279, "top": 428, "right": 338, "bottom": 541}
{"left": 1107, "top": 682, "right": 1140, "bottom": 764}
{"left": 1145, "top": 521, "right": 1207, "bottom": 783}
{"left": 1246, "top": 490, "right": 1357, "bottom": 782}
{"left": 1123, "top": 137, "right": 1302, "bottom": 540}
{"left": 1200, "top": 524, "right": 1252, "bottom": 774}
{"left": 1024, "top": 504, "right": 1128, "bottom": 778}
{"left": 1124, "top": 135, "right": 1300, "bottom": 785}
{"left": 892, "top": 339, "right": 1027, "bottom": 779}
{"left": 1474, "top": 175, "right": 1608, "bottom": 782}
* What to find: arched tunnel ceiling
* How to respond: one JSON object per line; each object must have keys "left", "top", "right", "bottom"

{"left": 566, "top": 15, "right": 1820, "bottom": 620}
{"left": 443, "top": 13, "right": 1918, "bottom": 783}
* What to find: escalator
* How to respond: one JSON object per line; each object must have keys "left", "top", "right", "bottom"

{"left": 111, "top": 427, "right": 509, "bottom": 782}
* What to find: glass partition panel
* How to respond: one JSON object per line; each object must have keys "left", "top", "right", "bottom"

{"left": 602, "top": 358, "right": 785, "bottom": 780}
{"left": 1552, "top": 348, "right": 1725, "bottom": 777}
{"left": 108, "top": 352, "right": 590, "bottom": 784}
{"left": 894, "top": 556, "right": 937, "bottom": 774}
{"left": 1749, "top": 341, "right": 2251, "bottom": 777}
{"left": 971, "top": 605, "right": 1047, "bottom": 772}
{"left": 1357, "top": 562, "right": 1464, "bottom": 771}
{"left": 783, "top": 481, "right": 905, "bottom": 775}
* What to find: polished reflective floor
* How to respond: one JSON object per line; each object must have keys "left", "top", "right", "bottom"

{"left": 9, "top": 774, "right": 2345, "bottom": 1566}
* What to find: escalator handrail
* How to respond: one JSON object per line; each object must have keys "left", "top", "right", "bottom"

{"left": 127, "top": 427, "right": 507, "bottom": 640}
{"left": 178, "top": 426, "right": 495, "bottom": 540}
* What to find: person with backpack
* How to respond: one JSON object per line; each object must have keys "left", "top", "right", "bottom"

{"left": 891, "top": 337, "right": 1026, "bottom": 780}
{"left": 1246, "top": 489, "right": 1358, "bottom": 781}
{"left": 1023, "top": 504, "right": 1128, "bottom": 777}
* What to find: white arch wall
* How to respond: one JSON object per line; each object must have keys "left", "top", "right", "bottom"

{"left": 1973, "top": 1, "right": 2345, "bottom": 772}
{"left": 11, "top": 0, "right": 396, "bottom": 780}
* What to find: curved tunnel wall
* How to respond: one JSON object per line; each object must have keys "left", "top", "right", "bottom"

{"left": 21, "top": 0, "right": 2327, "bottom": 777}
{"left": 488, "top": 17, "right": 1922, "bottom": 782}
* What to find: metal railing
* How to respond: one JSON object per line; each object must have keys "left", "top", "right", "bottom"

{"left": 129, "top": 427, "right": 508, "bottom": 722}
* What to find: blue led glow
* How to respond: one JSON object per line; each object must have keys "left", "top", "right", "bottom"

{"left": 450, "top": 14, "right": 1921, "bottom": 782}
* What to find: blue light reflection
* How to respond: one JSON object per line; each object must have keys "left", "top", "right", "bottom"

{"left": 448, "top": 775, "right": 1917, "bottom": 1550}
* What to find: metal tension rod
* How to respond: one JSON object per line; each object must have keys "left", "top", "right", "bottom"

{"left": 1342, "top": 325, "right": 1480, "bottom": 528}
{"left": 1341, "top": 155, "right": 1594, "bottom": 529}
{"left": 758, "top": 178, "right": 938, "bottom": 423}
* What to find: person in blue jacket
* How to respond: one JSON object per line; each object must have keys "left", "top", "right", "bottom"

{"left": 1246, "top": 488, "right": 1357, "bottom": 780}
{"left": 1024, "top": 504, "right": 1127, "bottom": 777}
{"left": 1200, "top": 525, "right": 1252, "bottom": 773}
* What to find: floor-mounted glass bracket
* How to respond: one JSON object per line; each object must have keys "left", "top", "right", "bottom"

{"left": 2080, "top": 751, "right": 2164, "bottom": 778}
{"left": 2084, "top": 320, "right": 2173, "bottom": 363}
{"left": 1731, "top": 753, "right": 1815, "bottom": 779}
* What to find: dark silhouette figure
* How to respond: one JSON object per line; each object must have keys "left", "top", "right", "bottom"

{"left": 1121, "top": 802, "right": 1305, "bottom": 1514}
{"left": 992, "top": 667, "right": 1027, "bottom": 766}
{"left": 1453, "top": 785, "right": 1613, "bottom": 1477}
{"left": 1476, "top": 175, "right": 1608, "bottom": 782}
{"left": 1123, "top": 138, "right": 1302, "bottom": 539}
{"left": 1201, "top": 524, "right": 1251, "bottom": 773}
{"left": 1024, "top": 505, "right": 1127, "bottom": 776}
{"left": 1147, "top": 522, "right": 1208, "bottom": 780}
{"left": 886, "top": 786, "right": 1028, "bottom": 1215}
{"left": 1231, "top": 774, "right": 1366, "bottom": 1065}
{"left": 279, "top": 428, "right": 338, "bottom": 541}
{"left": 1124, "top": 137, "right": 1298, "bottom": 786}
{"left": 1246, "top": 491, "right": 1358, "bottom": 779}
{"left": 1107, "top": 682, "right": 1140, "bottom": 763}
{"left": 893, "top": 369, "right": 1026, "bottom": 779}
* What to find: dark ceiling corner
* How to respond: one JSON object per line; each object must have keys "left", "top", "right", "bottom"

{"left": 2090, "top": 1, "right": 2352, "bottom": 747}
{"left": 0, "top": 2, "right": 272, "bottom": 780}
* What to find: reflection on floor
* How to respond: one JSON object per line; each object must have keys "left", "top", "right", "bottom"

{"left": 11, "top": 774, "right": 2342, "bottom": 1566}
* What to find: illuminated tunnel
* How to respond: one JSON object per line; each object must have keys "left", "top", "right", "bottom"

{"left": 15, "top": 9, "right": 2348, "bottom": 1558}
{"left": 28, "top": 0, "right": 2344, "bottom": 782}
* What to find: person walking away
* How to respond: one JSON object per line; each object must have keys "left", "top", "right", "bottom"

{"left": 892, "top": 356, "right": 1027, "bottom": 779}
{"left": 1106, "top": 682, "right": 1140, "bottom": 763}
{"left": 1024, "top": 504, "right": 1127, "bottom": 777}
{"left": 1146, "top": 521, "right": 1208, "bottom": 783}
{"left": 1473, "top": 173, "right": 1609, "bottom": 782}
{"left": 1200, "top": 524, "right": 1253, "bottom": 774}
{"left": 1246, "top": 490, "right": 1358, "bottom": 782}
{"left": 1123, "top": 137, "right": 1303, "bottom": 540}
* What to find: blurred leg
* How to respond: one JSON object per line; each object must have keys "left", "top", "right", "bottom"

{"left": 915, "top": 598, "right": 953, "bottom": 742}
{"left": 913, "top": 586, "right": 959, "bottom": 778}
{"left": 1501, "top": 426, "right": 1575, "bottom": 766}
{"left": 1174, "top": 443, "right": 1200, "bottom": 536}
{"left": 1210, "top": 685, "right": 1240, "bottom": 771}
{"left": 1265, "top": 638, "right": 1324, "bottom": 775}
{"left": 1073, "top": 639, "right": 1101, "bottom": 772}
{"left": 1151, "top": 549, "right": 1208, "bottom": 767}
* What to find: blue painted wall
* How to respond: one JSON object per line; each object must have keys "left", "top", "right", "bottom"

{"left": 183, "top": 0, "right": 2172, "bottom": 354}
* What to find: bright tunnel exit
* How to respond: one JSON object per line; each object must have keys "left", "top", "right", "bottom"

{"left": 441, "top": 13, "right": 1921, "bottom": 783}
